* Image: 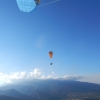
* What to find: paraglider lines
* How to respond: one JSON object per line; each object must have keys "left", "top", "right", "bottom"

{"left": 38, "top": 0, "right": 60, "bottom": 7}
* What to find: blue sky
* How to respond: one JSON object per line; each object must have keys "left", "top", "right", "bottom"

{"left": 0, "top": 0, "right": 100, "bottom": 84}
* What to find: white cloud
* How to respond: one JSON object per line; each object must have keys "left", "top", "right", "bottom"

{"left": 47, "top": 75, "right": 53, "bottom": 79}
{"left": 0, "top": 68, "right": 42, "bottom": 84}
{"left": 41, "top": 75, "right": 46, "bottom": 79}
{"left": 0, "top": 69, "right": 82, "bottom": 85}
{"left": 29, "top": 68, "right": 42, "bottom": 78}
{"left": 63, "top": 75, "right": 83, "bottom": 80}
{"left": 0, "top": 68, "right": 100, "bottom": 85}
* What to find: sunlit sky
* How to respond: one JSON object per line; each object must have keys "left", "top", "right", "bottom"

{"left": 0, "top": 0, "right": 100, "bottom": 84}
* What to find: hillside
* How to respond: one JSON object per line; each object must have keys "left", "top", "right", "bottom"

{"left": 0, "top": 80, "right": 100, "bottom": 100}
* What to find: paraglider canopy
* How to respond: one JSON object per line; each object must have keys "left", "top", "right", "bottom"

{"left": 49, "top": 51, "right": 53, "bottom": 65}
{"left": 16, "top": 0, "right": 40, "bottom": 12}
{"left": 49, "top": 51, "right": 53, "bottom": 58}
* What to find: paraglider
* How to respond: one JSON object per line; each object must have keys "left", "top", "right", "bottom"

{"left": 49, "top": 51, "right": 53, "bottom": 65}
{"left": 16, "top": 0, "right": 40, "bottom": 12}
{"left": 16, "top": 0, "right": 60, "bottom": 12}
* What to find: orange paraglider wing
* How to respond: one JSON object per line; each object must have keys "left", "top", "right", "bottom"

{"left": 49, "top": 51, "right": 53, "bottom": 58}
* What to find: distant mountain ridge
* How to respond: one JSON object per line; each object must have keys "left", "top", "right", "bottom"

{"left": 0, "top": 80, "right": 100, "bottom": 100}
{"left": 0, "top": 89, "right": 33, "bottom": 100}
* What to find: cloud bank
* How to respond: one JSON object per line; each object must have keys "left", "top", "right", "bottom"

{"left": 0, "top": 68, "right": 83, "bottom": 85}
{"left": 0, "top": 68, "right": 100, "bottom": 85}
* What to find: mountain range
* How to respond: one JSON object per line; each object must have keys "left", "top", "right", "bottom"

{"left": 0, "top": 80, "right": 100, "bottom": 100}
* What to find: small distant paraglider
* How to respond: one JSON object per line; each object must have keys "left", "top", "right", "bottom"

{"left": 49, "top": 51, "right": 53, "bottom": 65}
{"left": 16, "top": 0, "right": 60, "bottom": 13}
